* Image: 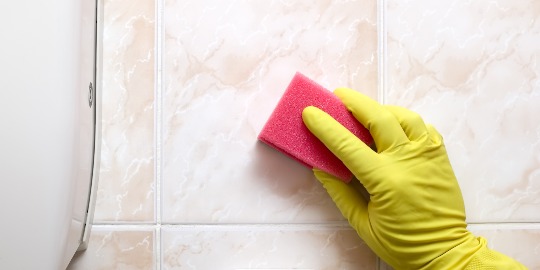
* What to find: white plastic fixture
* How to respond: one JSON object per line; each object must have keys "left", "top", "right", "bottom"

{"left": 0, "top": 0, "right": 102, "bottom": 269}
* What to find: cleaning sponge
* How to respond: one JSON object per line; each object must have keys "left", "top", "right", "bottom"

{"left": 258, "top": 72, "right": 373, "bottom": 182}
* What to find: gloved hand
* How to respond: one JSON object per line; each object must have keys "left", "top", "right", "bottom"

{"left": 302, "top": 87, "right": 527, "bottom": 269}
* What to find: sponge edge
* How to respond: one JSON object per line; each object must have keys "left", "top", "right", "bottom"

{"left": 258, "top": 72, "right": 373, "bottom": 183}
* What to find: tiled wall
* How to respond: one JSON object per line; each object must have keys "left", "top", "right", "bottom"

{"left": 68, "top": 0, "right": 540, "bottom": 269}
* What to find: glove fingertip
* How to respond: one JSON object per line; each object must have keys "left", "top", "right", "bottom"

{"left": 333, "top": 87, "right": 357, "bottom": 100}
{"left": 313, "top": 169, "right": 342, "bottom": 184}
{"left": 301, "top": 106, "right": 326, "bottom": 133}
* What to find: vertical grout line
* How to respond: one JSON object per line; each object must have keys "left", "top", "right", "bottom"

{"left": 377, "top": 1, "right": 386, "bottom": 269}
{"left": 377, "top": 0, "right": 387, "bottom": 105}
{"left": 155, "top": 226, "right": 161, "bottom": 270}
{"left": 155, "top": 0, "right": 163, "bottom": 228}
{"left": 154, "top": 0, "right": 163, "bottom": 269}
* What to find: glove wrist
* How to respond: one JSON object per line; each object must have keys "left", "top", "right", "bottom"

{"left": 463, "top": 237, "right": 528, "bottom": 270}
{"left": 420, "top": 233, "right": 480, "bottom": 270}
{"left": 420, "top": 234, "right": 527, "bottom": 270}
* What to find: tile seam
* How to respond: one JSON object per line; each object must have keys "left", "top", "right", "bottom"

{"left": 148, "top": 222, "right": 524, "bottom": 229}
{"left": 467, "top": 222, "right": 540, "bottom": 229}
{"left": 159, "top": 223, "right": 355, "bottom": 231}
{"left": 91, "top": 224, "right": 158, "bottom": 230}
{"left": 155, "top": 0, "right": 163, "bottom": 228}
{"left": 93, "top": 223, "right": 355, "bottom": 229}
{"left": 377, "top": 1, "right": 385, "bottom": 268}
{"left": 154, "top": 0, "right": 164, "bottom": 268}
{"left": 90, "top": 221, "right": 540, "bottom": 229}
{"left": 377, "top": 1, "right": 387, "bottom": 268}
{"left": 377, "top": 0, "right": 387, "bottom": 105}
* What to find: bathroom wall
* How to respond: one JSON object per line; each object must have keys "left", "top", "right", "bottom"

{"left": 68, "top": 0, "right": 540, "bottom": 269}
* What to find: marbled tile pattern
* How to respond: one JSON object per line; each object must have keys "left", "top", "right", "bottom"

{"left": 67, "top": 227, "right": 155, "bottom": 270}
{"left": 385, "top": 0, "right": 540, "bottom": 222}
{"left": 93, "top": 0, "right": 156, "bottom": 222}
{"left": 161, "top": 0, "right": 378, "bottom": 224}
{"left": 162, "top": 226, "right": 376, "bottom": 270}
{"left": 70, "top": 0, "right": 540, "bottom": 269}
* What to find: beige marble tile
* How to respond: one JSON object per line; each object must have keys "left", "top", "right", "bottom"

{"left": 162, "top": 0, "right": 378, "bottom": 224}
{"left": 162, "top": 226, "right": 376, "bottom": 270}
{"left": 94, "top": 0, "right": 156, "bottom": 222}
{"left": 88, "top": 0, "right": 540, "bottom": 267}
{"left": 67, "top": 227, "right": 155, "bottom": 270}
{"left": 385, "top": 0, "right": 540, "bottom": 222}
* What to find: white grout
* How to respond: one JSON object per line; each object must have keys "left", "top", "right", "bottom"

{"left": 377, "top": 3, "right": 386, "bottom": 269}
{"left": 377, "top": 0, "right": 387, "bottom": 105}
{"left": 154, "top": 0, "right": 164, "bottom": 269}
{"left": 92, "top": 222, "right": 353, "bottom": 230}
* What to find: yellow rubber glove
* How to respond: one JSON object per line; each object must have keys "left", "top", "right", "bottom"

{"left": 302, "top": 88, "right": 527, "bottom": 270}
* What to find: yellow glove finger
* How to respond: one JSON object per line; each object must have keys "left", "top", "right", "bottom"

{"left": 313, "top": 169, "right": 371, "bottom": 237}
{"left": 302, "top": 106, "right": 378, "bottom": 176}
{"left": 334, "top": 88, "right": 409, "bottom": 152}
{"left": 384, "top": 105, "right": 428, "bottom": 142}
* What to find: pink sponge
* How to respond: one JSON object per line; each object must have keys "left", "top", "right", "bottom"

{"left": 258, "top": 72, "right": 373, "bottom": 183}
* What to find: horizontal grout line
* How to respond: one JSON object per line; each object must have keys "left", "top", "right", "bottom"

{"left": 93, "top": 222, "right": 157, "bottom": 226}
{"left": 92, "top": 222, "right": 353, "bottom": 230}
{"left": 468, "top": 221, "right": 540, "bottom": 224}
{"left": 160, "top": 223, "right": 353, "bottom": 230}
{"left": 92, "top": 224, "right": 158, "bottom": 230}
{"left": 468, "top": 222, "right": 540, "bottom": 229}
{"left": 91, "top": 222, "right": 540, "bottom": 231}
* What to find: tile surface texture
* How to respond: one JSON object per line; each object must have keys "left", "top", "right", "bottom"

{"left": 162, "top": 0, "right": 378, "bottom": 224}
{"left": 70, "top": 0, "right": 540, "bottom": 269}
{"left": 386, "top": 0, "right": 540, "bottom": 222}
{"left": 67, "top": 227, "right": 155, "bottom": 270}
{"left": 93, "top": 0, "right": 156, "bottom": 223}
{"left": 161, "top": 226, "right": 376, "bottom": 269}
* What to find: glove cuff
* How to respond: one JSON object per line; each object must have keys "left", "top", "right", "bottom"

{"left": 463, "top": 237, "right": 527, "bottom": 270}
{"left": 422, "top": 235, "right": 527, "bottom": 269}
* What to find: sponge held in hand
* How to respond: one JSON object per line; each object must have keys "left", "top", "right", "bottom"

{"left": 258, "top": 72, "right": 373, "bottom": 182}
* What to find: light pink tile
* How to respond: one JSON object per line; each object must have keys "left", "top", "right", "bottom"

{"left": 162, "top": 226, "right": 376, "bottom": 270}
{"left": 94, "top": 0, "right": 156, "bottom": 222}
{"left": 162, "top": 0, "right": 378, "bottom": 224}
{"left": 67, "top": 227, "right": 155, "bottom": 270}
{"left": 386, "top": 0, "right": 540, "bottom": 222}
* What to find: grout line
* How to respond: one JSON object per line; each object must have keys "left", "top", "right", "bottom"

{"left": 91, "top": 221, "right": 540, "bottom": 229}
{"left": 378, "top": 258, "right": 388, "bottom": 270}
{"left": 92, "top": 224, "right": 159, "bottom": 230}
{"left": 377, "top": 2, "right": 386, "bottom": 269}
{"left": 154, "top": 0, "right": 164, "bottom": 268}
{"left": 92, "top": 222, "right": 354, "bottom": 229}
{"left": 159, "top": 223, "right": 355, "bottom": 231}
{"left": 155, "top": 0, "right": 163, "bottom": 227}
{"left": 155, "top": 225, "right": 161, "bottom": 270}
{"left": 467, "top": 222, "right": 540, "bottom": 229}
{"left": 377, "top": 0, "right": 387, "bottom": 105}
